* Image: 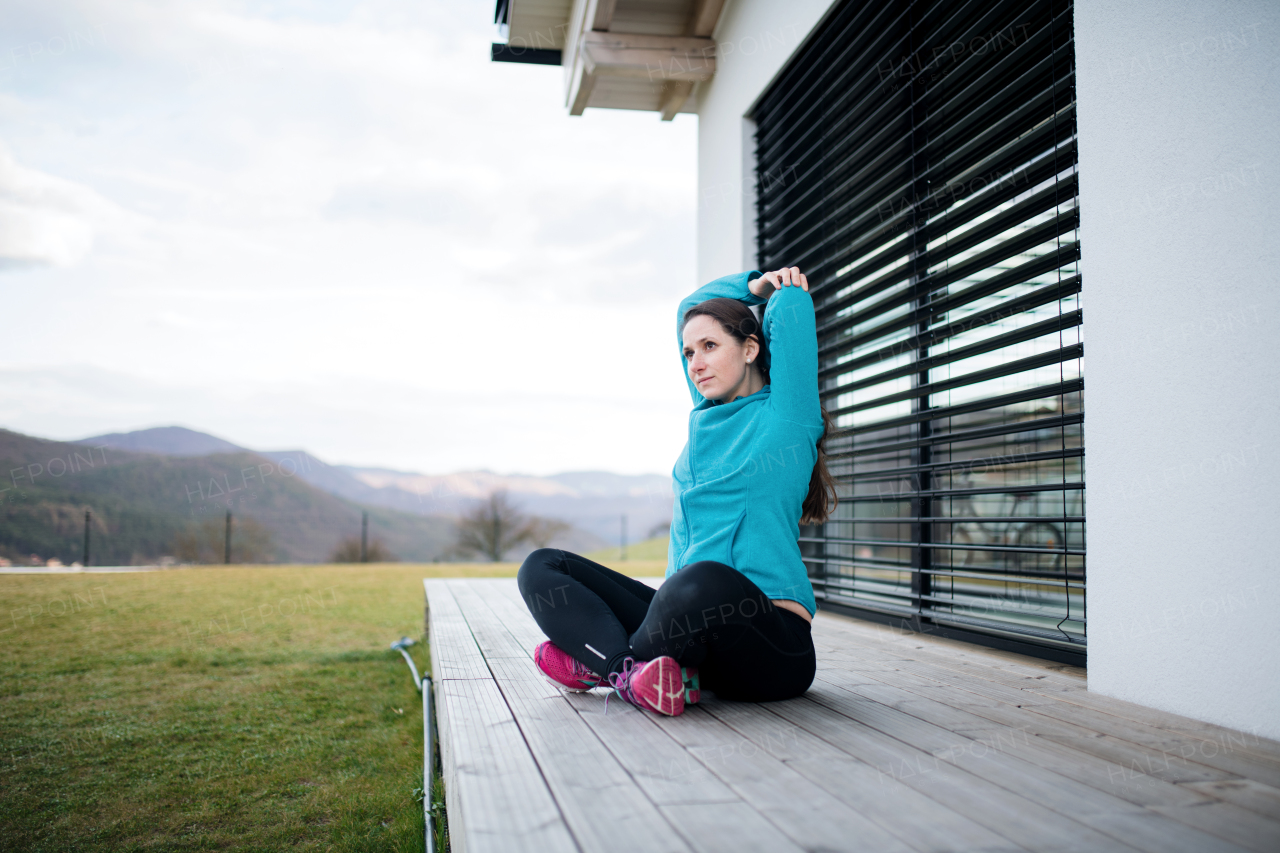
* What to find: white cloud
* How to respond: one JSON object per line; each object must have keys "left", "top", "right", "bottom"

{"left": 0, "top": 146, "right": 108, "bottom": 268}
{"left": 0, "top": 0, "right": 702, "bottom": 474}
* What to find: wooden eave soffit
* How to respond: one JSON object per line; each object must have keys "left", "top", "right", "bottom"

{"left": 582, "top": 33, "right": 715, "bottom": 82}
{"left": 565, "top": 0, "right": 725, "bottom": 121}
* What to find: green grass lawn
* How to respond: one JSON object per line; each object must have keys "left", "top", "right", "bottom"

{"left": 0, "top": 560, "right": 669, "bottom": 851}
{"left": 584, "top": 534, "right": 669, "bottom": 568}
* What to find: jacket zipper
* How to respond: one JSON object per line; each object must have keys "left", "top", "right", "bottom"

{"left": 678, "top": 411, "right": 698, "bottom": 567}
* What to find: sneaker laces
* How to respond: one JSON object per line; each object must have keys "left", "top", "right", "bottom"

{"left": 535, "top": 641, "right": 603, "bottom": 688}
{"left": 569, "top": 657, "right": 604, "bottom": 686}
{"left": 603, "top": 657, "right": 639, "bottom": 715}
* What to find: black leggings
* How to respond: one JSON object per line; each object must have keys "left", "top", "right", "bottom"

{"left": 517, "top": 548, "right": 815, "bottom": 702}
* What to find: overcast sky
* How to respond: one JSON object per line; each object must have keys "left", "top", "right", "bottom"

{"left": 0, "top": 0, "right": 700, "bottom": 476}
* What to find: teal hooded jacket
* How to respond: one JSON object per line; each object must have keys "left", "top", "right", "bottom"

{"left": 665, "top": 271, "right": 825, "bottom": 615}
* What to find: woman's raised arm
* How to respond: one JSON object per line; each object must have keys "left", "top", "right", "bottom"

{"left": 759, "top": 267, "right": 822, "bottom": 426}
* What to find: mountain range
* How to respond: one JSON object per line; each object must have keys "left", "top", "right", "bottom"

{"left": 0, "top": 428, "right": 446, "bottom": 564}
{"left": 78, "top": 427, "right": 675, "bottom": 547}
{"left": 0, "top": 424, "right": 673, "bottom": 565}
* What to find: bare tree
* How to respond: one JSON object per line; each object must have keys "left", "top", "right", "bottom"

{"left": 330, "top": 538, "right": 396, "bottom": 563}
{"left": 525, "top": 517, "right": 571, "bottom": 548}
{"left": 452, "top": 490, "right": 531, "bottom": 561}
{"left": 451, "top": 490, "right": 570, "bottom": 561}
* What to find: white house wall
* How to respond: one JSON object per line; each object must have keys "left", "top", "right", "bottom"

{"left": 696, "top": 0, "right": 1279, "bottom": 739}
{"left": 694, "top": 0, "right": 838, "bottom": 282}
{"left": 1078, "top": 0, "right": 1279, "bottom": 739}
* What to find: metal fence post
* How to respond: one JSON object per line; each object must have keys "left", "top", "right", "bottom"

{"left": 83, "top": 510, "right": 91, "bottom": 567}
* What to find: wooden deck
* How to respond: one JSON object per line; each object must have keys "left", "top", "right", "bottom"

{"left": 424, "top": 578, "right": 1280, "bottom": 853}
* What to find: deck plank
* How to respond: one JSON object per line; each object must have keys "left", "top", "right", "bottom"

{"left": 446, "top": 580, "right": 537, "bottom": 662}
{"left": 703, "top": 698, "right": 1028, "bottom": 853}
{"left": 435, "top": 676, "right": 578, "bottom": 853}
{"left": 811, "top": 631, "right": 1275, "bottom": 853}
{"left": 815, "top": 614, "right": 1086, "bottom": 685}
{"left": 817, "top": 613, "right": 1280, "bottom": 775}
{"left": 426, "top": 579, "right": 1280, "bottom": 853}
{"left": 838, "top": 675, "right": 1216, "bottom": 810}
{"left": 875, "top": 658, "right": 1068, "bottom": 707}
{"left": 497, "top": 676, "right": 693, "bottom": 853}
{"left": 811, "top": 670, "right": 1271, "bottom": 852}
{"left": 447, "top": 580, "right": 693, "bottom": 852}
{"left": 1151, "top": 800, "right": 1280, "bottom": 853}
{"left": 659, "top": 803, "right": 806, "bottom": 853}
{"left": 812, "top": 636, "right": 1084, "bottom": 703}
{"left": 804, "top": 676, "right": 1180, "bottom": 824}
{"left": 1179, "top": 778, "right": 1280, "bottom": 820}
{"left": 650, "top": 702, "right": 919, "bottom": 853}
{"left": 1027, "top": 687, "right": 1280, "bottom": 764}
{"left": 425, "top": 580, "right": 577, "bottom": 853}
{"left": 424, "top": 579, "right": 493, "bottom": 681}
{"left": 943, "top": 700, "right": 1247, "bottom": 785}
{"left": 564, "top": 690, "right": 742, "bottom": 807}
{"left": 1012, "top": 701, "right": 1280, "bottom": 786}
{"left": 475, "top": 577, "right": 815, "bottom": 851}
{"left": 470, "top": 577, "right": 561, "bottom": 653}
{"left": 767, "top": 691, "right": 1162, "bottom": 853}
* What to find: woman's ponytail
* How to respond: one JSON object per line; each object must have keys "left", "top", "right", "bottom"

{"left": 801, "top": 406, "right": 838, "bottom": 525}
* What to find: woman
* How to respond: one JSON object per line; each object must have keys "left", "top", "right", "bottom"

{"left": 517, "top": 266, "right": 835, "bottom": 715}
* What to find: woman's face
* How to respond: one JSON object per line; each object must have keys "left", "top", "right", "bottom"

{"left": 682, "top": 315, "right": 759, "bottom": 402}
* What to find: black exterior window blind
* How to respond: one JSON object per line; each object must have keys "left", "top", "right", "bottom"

{"left": 755, "top": 0, "right": 1083, "bottom": 661}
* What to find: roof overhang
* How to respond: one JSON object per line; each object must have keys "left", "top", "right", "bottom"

{"left": 492, "top": 0, "right": 727, "bottom": 121}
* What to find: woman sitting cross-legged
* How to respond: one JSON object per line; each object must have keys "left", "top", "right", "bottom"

{"left": 518, "top": 266, "right": 836, "bottom": 715}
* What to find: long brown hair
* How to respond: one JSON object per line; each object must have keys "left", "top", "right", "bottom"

{"left": 681, "top": 297, "right": 838, "bottom": 525}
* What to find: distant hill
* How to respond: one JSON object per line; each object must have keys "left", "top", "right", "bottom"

{"left": 79, "top": 426, "right": 247, "bottom": 456}
{"left": 0, "top": 429, "right": 456, "bottom": 565}
{"left": 585, "top": 535, "right": 670, "bottom": 564}
{"left": 335, "top": 467, "right": 672, "bottom": 545}
{"left": 68, "top": 426, "right": 672, "bottom": 547}
{"left": 546, "top": 471, "right": 673, "bottom": 497}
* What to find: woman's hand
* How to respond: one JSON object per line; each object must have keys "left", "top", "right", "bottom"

{"left": 748, "top": 267, "right": 809, "bottom": 299}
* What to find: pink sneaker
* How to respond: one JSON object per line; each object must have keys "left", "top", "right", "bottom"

{"left": 535, "top": 641, "right": 605, "bottom": 692}
{"left": 608, "top": 656, "right": 686, "bottom": 716}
